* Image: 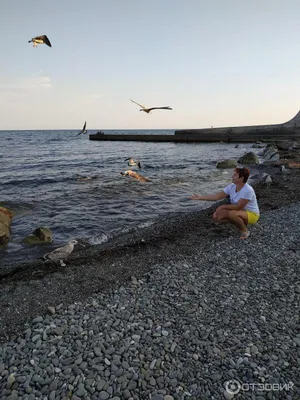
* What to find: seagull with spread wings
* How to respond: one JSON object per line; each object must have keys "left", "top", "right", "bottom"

{"left": 130, "top": 99, "right": 172, "bottom": 114}
{"left": 76, "top": 121, "right": 87, "bottom": 136}
{"left": 28, "top": 35, "right": 52, "bottom": 48}
{"left": 120, "top": 170, "right": 150, "bottom": 182}
{"left": 125, "top": 157, "right": 141, "bottom": 168}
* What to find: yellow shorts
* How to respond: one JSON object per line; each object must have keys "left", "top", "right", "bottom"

{"left": 246, "top": 211, "right": 260, "bottom": 224}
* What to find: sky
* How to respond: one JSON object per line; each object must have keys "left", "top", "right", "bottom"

{"left": 1, "top": 0, "right": 300, "bottom": 130}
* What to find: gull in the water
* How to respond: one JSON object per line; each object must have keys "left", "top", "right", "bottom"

{"left": 43, "top": 240, "right": 79, "bottom": 267}
{"left": 130, "top": 99, "right": 172, "bottom": 114}
{"left": 76, "top": 121, "right": 87, "bottom": 136}
{"left": 76, "top": 174, "right": 94, "bottom": 181}
{"left": 125, "top": 157, "right": 141, "bottom": 168}
{"left": 120, "top": 170, "right": 150, "bottom": 182}
{"left": 28, "top": 35, "right": 52, "bottom": 48}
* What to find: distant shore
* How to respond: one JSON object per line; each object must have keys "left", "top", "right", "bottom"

{"left": 0, "top": 145, "right": 299, "bottom": 343}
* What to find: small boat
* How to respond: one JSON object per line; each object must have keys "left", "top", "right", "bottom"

{"left": 96, "top": 130, "right": 104, "bottom": 135}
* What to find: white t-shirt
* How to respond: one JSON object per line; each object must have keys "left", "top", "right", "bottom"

{"left": 223, "top": 183, "right": 260, "bottom": 214}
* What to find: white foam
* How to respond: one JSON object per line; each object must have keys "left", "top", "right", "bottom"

{"left": 88, "top": 233, "right": 110, "bottom": 245}
{"left": 138, "top": 221, "right": 155, "bottom": 229}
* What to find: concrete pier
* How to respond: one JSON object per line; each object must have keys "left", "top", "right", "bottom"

{"left": 89, "top": 110, "right": 300, "bottom": 143}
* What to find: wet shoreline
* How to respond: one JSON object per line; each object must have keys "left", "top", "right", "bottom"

{"left": 0, "top": 148, "right": 299, "bottom": 344}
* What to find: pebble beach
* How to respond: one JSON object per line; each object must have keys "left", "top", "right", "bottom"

{"left": 0, "top": 150, "right": 300, "bottom": 400}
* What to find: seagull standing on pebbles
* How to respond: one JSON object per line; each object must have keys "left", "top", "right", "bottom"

{"left": 28, "top": 35, "right": 52, "bottom": 48}
{"left": 43, "top": 240, "right": 79, "bottom": 267}
{"left": 263, "top": 174, "right": 272, "bottom": 186}
{"left": 130, "top": 99, "right": 172, "bottom": 114}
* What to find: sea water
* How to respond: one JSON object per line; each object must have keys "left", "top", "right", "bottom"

{"left": 0, "top": 129, "right": 256, "bottom": 265}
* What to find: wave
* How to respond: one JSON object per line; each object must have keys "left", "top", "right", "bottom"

{"left": 0, "top": 130, "right": 257, "bottom": 266}
{"left": 87, "top": 233, "right": 111, "bottom": 245}
{"left": 2, "top": 174, "right": 101, "bottom": 188}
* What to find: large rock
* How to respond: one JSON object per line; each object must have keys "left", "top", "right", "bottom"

{"left": 276, "top": 141, "right": 294, "bottom": 151}
{"left": 238, "top": 152, "right": 259, "bottom": 165}
{"left": 216, "top": 159, "right": 237, "bottom": 169}
{"left": 262, "top": 144, "right": 279, "bottom": 162}
{"left": 22, "top": 226, "right": 53, "bottom": 245}
{"left": 0, "top": 206, "right": 13, "bottom": 244}
{"left": 263, "top": 150, "right": 280, "bottom": 162}
{"left": 262, "top": 144, "right": 278, "bottom": 155}
{"left": 34, "top": 227, "right": 53, "bottom": 242}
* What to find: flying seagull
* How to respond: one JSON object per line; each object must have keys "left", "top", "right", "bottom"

{"left": 28, "top": 35, "right": 52, "bottom": 48}
{"left": 125, "top": 157, "right": 141, "bottom": 168}
{"left": 76, "top": 121, "right": 87, "bottom": 136}
{"left": 43, "top": 240, "right": 79, "bottom": 267}
{"left": 130, "top": 99, "right": 172, "bottom": 114}
{"left": 120, "top": 170, "right": 150, "bottom": 182}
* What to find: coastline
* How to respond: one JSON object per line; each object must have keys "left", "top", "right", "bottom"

{"left": 0, "top": 146, "right": 299, "bottom": 399}
{"left": 0, "top": 149, "right": 299, "bottom": 342}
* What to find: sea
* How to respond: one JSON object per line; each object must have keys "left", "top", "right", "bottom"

{"left": 0, "top": 129, "right": 258, "bottom": 266}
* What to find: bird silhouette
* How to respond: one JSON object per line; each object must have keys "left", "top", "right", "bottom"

{"left": 28, "top": 35, "right": 52, "bottom": 48}
{"left": 43, "top": 240, "right": 80, "bottom": 267}
{"left": 130, "top": 99, "right": 172, "bottom": 114}
{"left": 76, "top": 121, "right": 87, "bottom": 136}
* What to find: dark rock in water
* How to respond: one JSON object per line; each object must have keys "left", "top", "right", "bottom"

{"left": 261, "top": 145, "right": 279, "bottom": 162}
{"left": 22, "top": 227, "right": 53, "bottom": 245}
{"left": 34, "top": 227, "right": 53, "bottom": 242}
{"left": 265, "top": 142, "right": 278, "bottom": 149}
{"left": 263, "top": 151, "right": 280, "bottom": 162}
{"left": 0, "top": 206, "right": 13, "bottom": 244}
{"left": 238, "top": 152, "right": 259, "bottom": 165}
{"left": 216, "top": 159, "right": 237, "bottom": 169}
{"left": 262, "top": 144, "right": 278, "bottom": 155}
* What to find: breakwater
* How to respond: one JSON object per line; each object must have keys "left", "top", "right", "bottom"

{"left": 89, "top": 110, "right": 300, "bottom": 142}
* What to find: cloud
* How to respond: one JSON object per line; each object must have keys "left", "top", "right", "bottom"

{"left": 0, "top": 91, "right": 26, "bottom": 97}
{"left": 25, "top": 75, "right": 52, "bottom": 89}
{"left": 0, "top": 74, "right": 52, "bottom": 91}
{"left": 0, "top": 74, "right": 53, "bottom": 112}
